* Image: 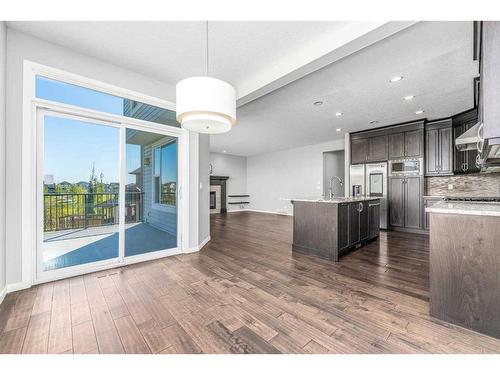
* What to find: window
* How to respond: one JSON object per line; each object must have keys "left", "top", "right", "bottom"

{"left": 153, "top": 140, "right": 178, "bottom": 206}
{"left": 36, "top": 76, "right": 180, "bottom": 127}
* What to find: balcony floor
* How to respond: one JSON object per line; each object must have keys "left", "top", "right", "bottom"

{"left": 42, "top": 222, "right": 177, "bottom": 271}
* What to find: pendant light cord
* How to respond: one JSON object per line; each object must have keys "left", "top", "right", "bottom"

{"left": 206, "top": 21, "right": 209, "bottom": 77}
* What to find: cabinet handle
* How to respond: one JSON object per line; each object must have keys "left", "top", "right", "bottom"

{"left": 359, "top": 203, "right": 363, "bottom": 212}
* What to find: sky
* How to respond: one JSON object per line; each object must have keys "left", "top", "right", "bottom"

{"left": 39, "top": 76, "right": 176, "bottom": 185}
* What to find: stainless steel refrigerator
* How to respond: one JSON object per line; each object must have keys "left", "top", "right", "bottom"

{"left": 349, "top": 162, "right": 388, "bottom": 229}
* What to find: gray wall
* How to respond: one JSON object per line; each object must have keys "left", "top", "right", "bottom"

{"left": 0, "top": 22, "right": 6, "bottom": 296}
{"left": 247, "top": 140, "right": 344, "bottom": 215}
{"left": 142, "top": 144, "right": 176, "bottom": 235}
{"left": 323, "top": 150, "right": 345, "bottom": 197}
{"left": 209, "top": 152, "right": 247, "bottom": 212}
{"left": 5, "top": 28, "right": 207, "bottom": 286}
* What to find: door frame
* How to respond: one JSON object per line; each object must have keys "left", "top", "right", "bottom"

{"left": 34, "top": 104, "right": 186, "bottom": 284}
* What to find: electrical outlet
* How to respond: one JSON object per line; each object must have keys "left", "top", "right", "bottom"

{"left": 448, "top": 184, "right": 454, "bottom": 190}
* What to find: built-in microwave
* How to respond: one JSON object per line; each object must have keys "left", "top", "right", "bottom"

{"left": 388, "top": 158, "right": 423, "bottom": 176}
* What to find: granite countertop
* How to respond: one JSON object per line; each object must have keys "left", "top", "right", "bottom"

{"left": 289, "top": 196, "right": 379, "bottom": 204}
{"left": 426, "top": 201, "right": 500, "bottom": 217}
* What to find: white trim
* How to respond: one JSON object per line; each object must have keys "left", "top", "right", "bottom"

{"left": 0, "top": 286, "right": 6, "bottom": 305}
{"left": 238, "top": 209, "right": 293, "bottom": 216}
{"left": 21, "top": 60, "right": 192, "bottom": 288}
{"left": 184, "top": 235, "right": 211, "bottom": 254}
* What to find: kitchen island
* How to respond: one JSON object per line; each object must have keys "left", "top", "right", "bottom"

{"left": 291, "top": 197, "right": 380, "bottom": 262}
{"left": 427, "top": 201, "right": 500, "bottom": 339}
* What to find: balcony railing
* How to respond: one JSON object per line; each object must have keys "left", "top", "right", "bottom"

{"left": 43, "top": 192, "right": 144, "bottom": 232}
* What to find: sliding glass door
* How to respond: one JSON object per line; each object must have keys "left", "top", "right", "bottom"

{"left": 37, "top": 109, "right": 180, "bottom": 280}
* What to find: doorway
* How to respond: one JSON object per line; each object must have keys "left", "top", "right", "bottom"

{"left": 37, "top": 108, "right": 181, "bottom": 281}
{"left": 323, "top": 150, "right": 345, "bottom": 197}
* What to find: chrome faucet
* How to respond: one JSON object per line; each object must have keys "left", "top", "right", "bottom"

{"left": 328, "top": 176, "right": 344, "bottom": 200}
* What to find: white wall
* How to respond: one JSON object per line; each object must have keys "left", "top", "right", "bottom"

{"left": 247, "top": 139, "right": 344, "bottom": 215}
{"left": 0, "top": 22, "right": 6, "bottom": 299}
{"left": 5, "top": 28, "right": 207, "bottom": 287}
{"left": 199, "top": 135, "right": 210, "bottom": 243}
{"left": 209, "top": 152, "right": 247, "bottom": 212}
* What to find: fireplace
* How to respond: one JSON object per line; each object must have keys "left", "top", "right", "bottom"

{"left": 209, "top": 175, "right": 228, "bottom": 214}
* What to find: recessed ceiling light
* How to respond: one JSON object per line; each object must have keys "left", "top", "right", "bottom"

{"left": 370, "top": 120, "right": 379, "bottom": 125}
{"left": 403, "top": 95, "right": 415, "bottom": 101}
{"left": 335, "top": 112, "right": 343, "bottom": 117}
{"left": 389, "top": 76, "right": 403, "bottom": 83}
{"left": 313, "top": 101, "right": 323, "bottom": 106}
{"left": 222, "top": 150, "right": 227, "bottom": 153}
{"left": 415, "top": 109, "right": 424, "bottom": 115}
{"left": 336, "top": 128, "right": 341, "bottom": 132}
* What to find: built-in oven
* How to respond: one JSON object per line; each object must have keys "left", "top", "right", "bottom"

{"left": 388, "top": 158, "right": 423, "bottom": 176}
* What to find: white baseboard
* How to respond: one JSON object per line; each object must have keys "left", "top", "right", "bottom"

{"left": 184, "top": 236, "right": 211, "bottom": 254}
{"left": 243, "top": 209, "right": 293, "bottom": 216}
{"left": 0, "top": 285, "right": 6, "bottom": 306}
{"left": 7, "top": 281, "right": 32, "bottom": 293}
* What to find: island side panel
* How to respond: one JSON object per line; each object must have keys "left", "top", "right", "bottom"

{"left": 292, "top": 201, "right": 338, "bottom": 261}
{"left": 430, "top": 213, "right": 500, "bottom": 339}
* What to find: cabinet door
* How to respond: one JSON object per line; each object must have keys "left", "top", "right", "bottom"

{"left": 351, "top": 138, "right": 368, "bottom": 164}
{"left": 359, "top": 201, "right": 369, "bottom": 241}
{"left": 404, "top": 129, "right": 423, "bottom": 157}
{"left": 337, "top": 203, "right": 350, "bottom": 253}
{"left": 389, "top": 177, "right": 404, "bottom": 227}
{"left": 349, "top": 203, "right": 360, "bottom": 245}
{"left": 438, "top": 127, "right": 453, "bottom": 175}
{"left": 453, "top": 124, "right": 467, "bottom": 173}
{"left": 368, "top": 202, "right": 380, "bottom": 239}
{"left": 388, "top": 133, "right": 405, "bottom": 159}
{"left": 368, "top": 135, "right": 388, "bottom": 162}
{"left": 404, "top": 177, "right": 422, "bottom": 229}
{"left": 425, "top": 128, "right": 440, "bottom": 175}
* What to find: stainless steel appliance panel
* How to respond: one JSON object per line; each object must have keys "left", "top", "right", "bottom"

{"left": 365, "top": 162, "right": 388, "bottom": 229}
{"left": 349, "top": 164, "right": 365, "bottom": 197}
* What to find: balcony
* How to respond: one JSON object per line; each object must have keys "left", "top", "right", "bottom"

{"left": 42, "top": 192, "right": 177, "bottom": 271}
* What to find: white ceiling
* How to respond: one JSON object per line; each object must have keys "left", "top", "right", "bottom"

{"left": 211, "top": 21, "right": 479, "bottom": 155}
{"left": 8, "top": 21, "right": 478, "bottom": 156}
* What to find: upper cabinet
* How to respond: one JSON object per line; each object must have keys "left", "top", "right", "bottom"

{"left": 368, "top": 135, "right": 389, "bottom": 162}
{"left": 351, "top": 138, "right": 369, "bottom": 164}
{"left": 453, "top": 108, "right": 480, "bottom": 174}
{"left": 351, "top": 121, "right": 423, "bottom": 164}
{"left": 425, "top": 119, "right": 453, "bottom": 176}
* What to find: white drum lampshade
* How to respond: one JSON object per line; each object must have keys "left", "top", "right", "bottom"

{"left": 176, "top": 76, "right": 236, "bottom": 134}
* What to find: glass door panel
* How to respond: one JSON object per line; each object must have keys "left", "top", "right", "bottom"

{"left": 41, "top": 114, "right": 120, "bottom": 271}
{"left": 124, "top": 128, "right": 178, "bottom": 257}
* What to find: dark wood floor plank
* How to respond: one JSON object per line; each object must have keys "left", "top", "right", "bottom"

{"left": 2, "top": 211, "right": 500, "bottom": 354}
{"left": 22, "top": 311, "right": 51, "bottom": 354}
{"left": 114, "top": 315, "right": 151, "bottom": 354}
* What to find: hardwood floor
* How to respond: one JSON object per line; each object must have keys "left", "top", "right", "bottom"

{"left": 2, "top": 211, "right": 500, "bottom": 354}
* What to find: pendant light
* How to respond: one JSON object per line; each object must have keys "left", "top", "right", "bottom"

{"left": 176, "top": 22, "right": 237, "bottom": 134}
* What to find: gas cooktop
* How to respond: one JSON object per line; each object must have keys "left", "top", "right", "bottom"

{"left": 444, "top": 196, "right": 500, "bottom": 203}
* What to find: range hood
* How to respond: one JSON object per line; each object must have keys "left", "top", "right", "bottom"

{"left": 455, "top": 122, "right": 481, "bottom": 151}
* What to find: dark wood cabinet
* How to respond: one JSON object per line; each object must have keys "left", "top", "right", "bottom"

{"left": 351, "top": 138, "right": 369, "bottom": 164}
{"left": 368, "top": 201, "right": 380, "bottom": 240}
{"left": 388, "top": 133, "right": 405, "bottom": 159}
{"left": 453, "top": 109, "right": 480, "bottom": 174}
{"left": 404, "top": 176, "right": 422, "bottom": 229}
{"left": 359, "top": 201, "right": 369, "bottom": 241}
{"left": 404, "top": 129, "right": 423, "bottom": 157}
{"left": 349, "top": 202, "right": 361, "bottom": 244}
{"left": 338, "top": 203, "right": 350, "bottom": 253}
{"left": 368, "top": 135, "right": 388, "bottom": 162}
{"left": 425, "top": 119, "right": 453, "bottom": 176}
{"left": 389, "top": 177, "right": 405, "bottom": 227}
{"left": 389, "top": 176, "right": 423, "bottom": 229}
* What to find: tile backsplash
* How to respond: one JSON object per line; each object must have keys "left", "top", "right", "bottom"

{"left": 425, "top": 173, "right": 500, "bottom": 197}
